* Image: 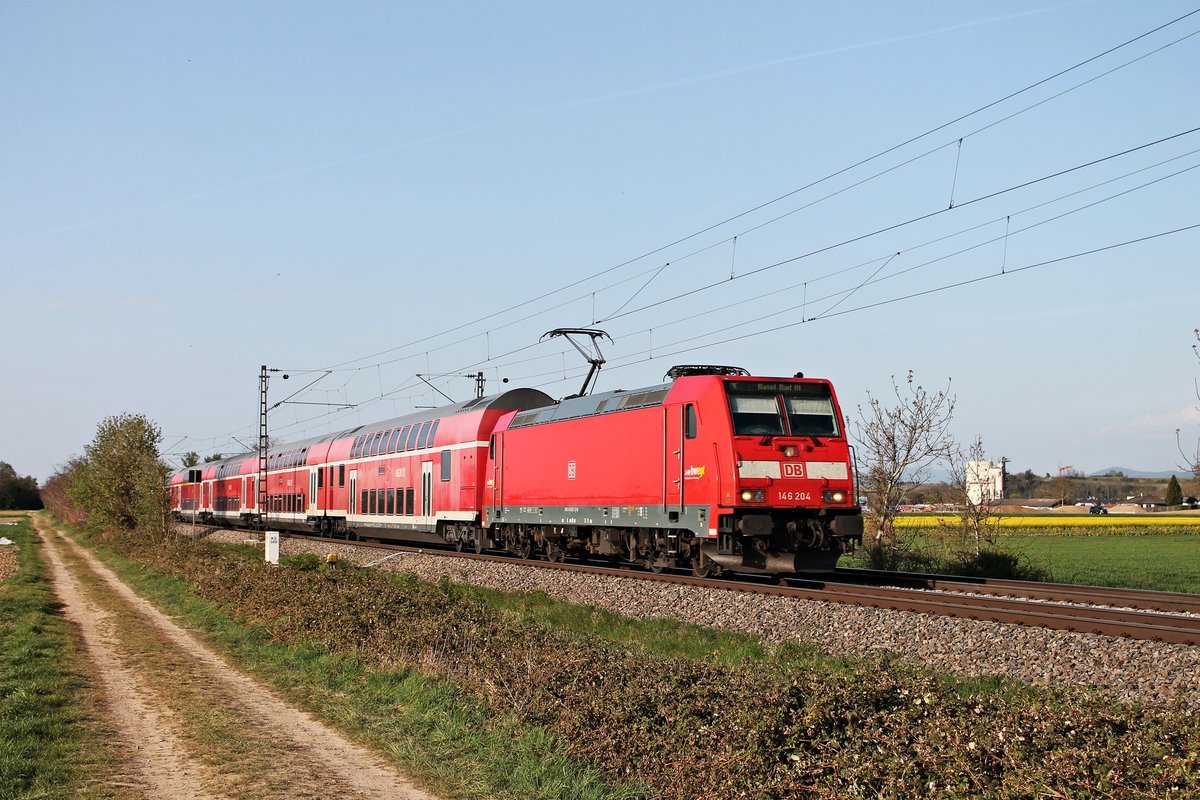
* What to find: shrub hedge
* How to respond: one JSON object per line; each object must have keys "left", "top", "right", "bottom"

{"left": 102, "top": 531, "right": 1200, "bottom": 799}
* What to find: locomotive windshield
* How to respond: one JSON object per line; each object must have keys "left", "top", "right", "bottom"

{"left": 725, "top": 381, "right": 840, "bottom": 437}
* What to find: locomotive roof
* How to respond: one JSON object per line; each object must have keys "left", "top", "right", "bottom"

{"left": 508, "top": 382, "right": 673, "bottom": 429}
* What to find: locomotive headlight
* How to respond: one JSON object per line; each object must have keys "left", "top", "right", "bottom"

{"left": 740, "top": 489, "right": 766, "bottom": 503}
{"left": 823, "top": 490, "right": 847, "bottom": 503}
{"left": 781, "top": 445, "right": 798, "bottom": 458}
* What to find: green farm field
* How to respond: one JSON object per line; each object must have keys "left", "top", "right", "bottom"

{"left": 867, "top": 514, "right": 1200, "bottom": 594}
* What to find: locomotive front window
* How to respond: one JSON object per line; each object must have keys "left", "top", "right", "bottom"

{"left": 727, "top": 394, "right": 785, "bottom": 436}
{"left": 726, "top": 382, "right": 839, "bottom": 437}
{"left": 784, "top": 395, "right": 839, "bottom": 437}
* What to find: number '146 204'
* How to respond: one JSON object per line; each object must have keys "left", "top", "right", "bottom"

{"left": 777, "top": 491, "right": 811, "bottom": 502}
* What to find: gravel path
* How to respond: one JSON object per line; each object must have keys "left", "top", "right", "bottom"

{"left": 43, "top": 520, "right": 439, "bottom": 800}
{"left": 206, "top": 531, "right": 1200, "bottom": 710}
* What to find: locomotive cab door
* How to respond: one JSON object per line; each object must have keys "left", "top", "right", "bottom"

{"left": 664, "top": 405, "right": 685, "bottom": 517}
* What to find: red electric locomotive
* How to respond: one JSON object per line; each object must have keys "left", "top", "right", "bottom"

{"left": 171, "top": 366, "right": 862, "bottom": 574}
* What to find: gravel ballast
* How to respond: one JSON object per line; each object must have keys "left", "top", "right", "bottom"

{"left": 204, "top": 530, "right": 1200, "bottom": 709}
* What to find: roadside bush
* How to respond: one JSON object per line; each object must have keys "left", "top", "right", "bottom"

{"left": 280, "top": 552, "right": 323, "bottom": 571}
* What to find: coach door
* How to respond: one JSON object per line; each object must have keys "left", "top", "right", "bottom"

{"left": 309, "top": 468, "right": 318, "bottom": 515}
{"left": 421, "top": 462, "right": 433, "bottom": 519}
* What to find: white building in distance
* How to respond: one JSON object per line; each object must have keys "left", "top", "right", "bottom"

{"left": 967, "top": 460, "right": 1006, "bottom": 506}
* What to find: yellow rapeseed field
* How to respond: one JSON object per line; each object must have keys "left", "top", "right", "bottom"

{"left": 893, "top": 513, "right": 1200, "bottom": 533}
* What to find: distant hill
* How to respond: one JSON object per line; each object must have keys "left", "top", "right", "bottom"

{"left": 1088, "top": 467, "right": 1193, "bottom": 479}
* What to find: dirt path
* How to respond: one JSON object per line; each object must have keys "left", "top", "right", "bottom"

{"left": 34, "top": 517, "right": 438, "bottom": 800}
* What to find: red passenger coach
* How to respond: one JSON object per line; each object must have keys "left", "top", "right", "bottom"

{"left": 171, "top": 366, "right": 862, "bottom": 575}
{"left": 483, "top": 367, "right": 862, "bottom": 573}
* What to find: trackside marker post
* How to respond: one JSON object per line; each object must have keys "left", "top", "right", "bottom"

{"left": 265, "top": 531, "right": 280, "bottom": 564}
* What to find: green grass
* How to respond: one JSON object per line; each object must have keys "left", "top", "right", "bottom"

{"left": 843, "top": 531, "right": 1200, "bottom": 593}
{"left": 75, "top": 529, "right": 645, "bottom": 800}
{"left": 0, "top": 518, "right": 116, "bottom": 800}
{"left": 1004, "top": 534, "right": 1200, "bottom": 593}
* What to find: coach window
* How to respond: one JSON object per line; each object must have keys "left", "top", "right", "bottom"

{"left": 360, "top": 490, "right": 367, "bottom": 514}
{"left": 416, "top": 420, "right": 433, "bottom": 450}
{"left": 383, "top": 429, "right": 397, "bottom": 453}
{"left": 685, "top": 404, "right": 697, "bottom": 439}
{"left": 405, "top": 424, "right": 421, "bottom": 451}
{"left": 372, "top": 432, "right": 385, "bottom": 457}
{"left": 405, "top": 487, "right": 414, "bottom": 516}
{"left": 317, "top": 469, "right": 324, "bottom": 489}
{"left": 339, "top": 465, "right": 345, "bottom": 487}
{"left": 387, "top": 488, "right": 395, "bottom": 515}
{"left": 427, "top": 419, "right": 440, "bottom": 447}
{"left": 440, "top": 449, "right": 451, "bottom": 481}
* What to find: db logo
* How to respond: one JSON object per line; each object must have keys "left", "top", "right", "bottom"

{"left": 782, "top": 463, "right": 805, "bottom": 479}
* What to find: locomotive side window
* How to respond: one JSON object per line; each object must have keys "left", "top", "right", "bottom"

{"left": 685, "top": 404, "right": 697, "bottom": 439}
{"left": 727, "top": 394, "right": 785, "bottom": 436}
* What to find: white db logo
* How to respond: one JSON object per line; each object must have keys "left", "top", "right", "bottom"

{"left": 782, "top": 463, "right": 805, "bottom": 479}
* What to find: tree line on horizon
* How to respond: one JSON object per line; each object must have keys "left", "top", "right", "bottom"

{"left": 0, "top": 461, "right": 42, "bottom": 510}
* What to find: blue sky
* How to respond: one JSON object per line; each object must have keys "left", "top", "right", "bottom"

{"left": 3, "top": 1, "right": 1198, "bottom": 482}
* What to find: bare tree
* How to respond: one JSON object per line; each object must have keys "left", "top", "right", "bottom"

{"left": 944, "top": 436, "right": 1002, "bottom": 557}
{"left": 1179, "top": 328, "right": 1200, "bottom": 484}
{"left": 853, "top": 371, "right": 956, "bottom": 568}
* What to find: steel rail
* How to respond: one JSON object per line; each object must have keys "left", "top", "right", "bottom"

{"left": 270, "top": 531, "right": 1200, "bottom": 646}
{"left": 830, "top": 567, "right": 1200, "bottom": 615}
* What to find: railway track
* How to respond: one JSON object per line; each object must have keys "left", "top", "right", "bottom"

{"left": 249, "top": 530, "right": 1200, "bottom": 646}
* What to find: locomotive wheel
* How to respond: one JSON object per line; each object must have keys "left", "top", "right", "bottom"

{"left": 454, "top": 538, "right": 465, "bottom": 553}
{"left": 691, "top": 556, "right": 720, "bottom": 579}
{"left": 545, "top": 543, "right": 563, "bottom": 562}
{"left": 515, "top": 540, "right": 533, "bottom": 560}
{"left": 644, "top": 557, "right": 664, "bottom": 574}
